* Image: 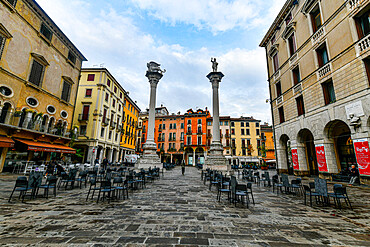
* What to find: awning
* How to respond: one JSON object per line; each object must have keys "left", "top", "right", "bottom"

{"left": 15, "top": 139, "right": 76, "bottom": 154}
{"left": 265, "top": 159, "right": 276, "bottom": 163}
{"left": 0, "top": 136, "right": 15, "bottom": 148}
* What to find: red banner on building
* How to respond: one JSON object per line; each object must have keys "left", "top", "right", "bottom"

{"left": 291, "top": 148, "right": 299, "bottom": 170}
{"left": 353, "top": 139, "right": 370, "bottom": 176}
{"left": 315, "top": 144, "right": 328, "bottom": 172}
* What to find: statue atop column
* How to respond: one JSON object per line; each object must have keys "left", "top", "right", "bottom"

{"left": 147, "top": 61, "right": 166, "bottom": 74}
{"left": 211, "top": 58, "right": 218, "bottom": 72}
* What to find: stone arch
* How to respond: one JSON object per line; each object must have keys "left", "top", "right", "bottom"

{"left": 277, "top": 134, "right": 292, "bottom": 174}
{"left": 297, "top": 128, "right": 318, "bottom": 175}
{"left": 0, "top": 102, "right": 12, "bottom": 124}
{"left": 48, "top": 117, "right": 55, "bottom": 133}
{"left": 324, "top": 120, "right": 356, "bottom": 172}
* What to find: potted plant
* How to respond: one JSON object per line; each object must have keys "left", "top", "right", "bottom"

{"left": 261, "top": 161, "right": 268, "bottom": 170}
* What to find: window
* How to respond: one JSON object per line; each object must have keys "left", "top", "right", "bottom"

{"left": 316, "top": 44, "right": 329, "bottom": 67}
{"left": 242, "top": 149, "right": 246, "bottom": 156}
{"left": 296, "top": 96, "right": 305, "bottom": 116}
{"left": 61, "top": 81, "right": 71, "bottom": 102}
{"left": 109, "top": 130, "right": 112, "bottom": 140}
{"left": 162, "top": 124, "right": 165, "bottom": 129}
{"left": 187, "top": 136, "right": 191, "bottom": 145}
{"left": 173, "top": 133, "right": 176, "bottom": 140}
{"left": 5, "top": 0, "right": 17, "bottom": 7}
{"left": 187, "top": 119, "right": 191, "bottom": 124}
{"left": 246, "top": 129, "right": 250, "bottom": 135}
{"left": 112, "top": 99, "right": 116, "bottom": 108}
{"left": 61, "top": 110, "right": 68, "bottom": 119}
{"left": 198, "top": 136, "right": 202, "bottom": 145}
{"left": 231, "top": 122, "right": 235, "bottom": 127}
{"left": 278, "top": 107, "right": 285, "bottom": 124}
{"left": 355, "top": 10, "right": 370, "bottom": 39}
{"left": 118, "top": 104, "right": 121, "bottom": 112}
{"left": 241, "top": 129, "right": 245, "bottom": 135}
{"left": 181, "top": 132, "right": 184, "bottom": 141}
{"left": 107, "top": 79, "right": 111, "bottom": 87}
{"left": 85, "top": 89, "right": 92, "bottom": 97}
{"left": 187, "top": 126, "right": 191, "bottom": 133}
{"left": 256, "top": 123, "right": 259, "bottom": 127}
{"left": 207, "top": 121, "right": 212, "bottom": 126}
{"left": 101, "top": 127, "right": 105, "bottom": 138}
{"left": 285, "top": 13, "right": 292, "bottom": 25}
{"left": 276, "top": 81, "right": 282, "bottom": 97}
{"left": 310, "top": 5, "right": 322, "bottom": 33}
{"left": 105, "top": 93, "right": 109, "bottom": 102}
{"left": 80, "top": 125, "right": 87, "bottom": 135}
{"left": 271, "top": 35, "right": 276, "bottom": 45}
{"left": 170, "top": 123, "right": 172, "bottom": 129}
{"left": 231, "top": 128, "right": 235, "bottom": 135}
{"left": 82, "top": 105, "right": 89, "bottom": 120}
{"left": 224, "top": 121, "right": 229, "bottom": 126}
{"left": 256, "top": 129, "right": 260, "bottom": 136}
{"left": 114, "top": 86, "right": 117, "bottom": 93}
{"left": 0, "top": 33, "right": 6, "bottom": 60}
{"left": 67, "top": 51, "right": 76, "bottom": 64}
{"left": 40, "top": 23, "right": 53, "bottom": 41}
{"left": 363, "top": 58, "right": 370, "bottom": 86}
{"left": 322, "top": 79, "right": 336, "bottom": 105}
{"left": 181, "top": 123, "right": 184, "bottom": 129}
{"left": 173, "top": 123, "right": 176, "bottom": 129}
{"left": 241, "top": 122, "right": 244, "bottom": 127}
{"left": 246, "top": 122, "right": 249, "bottom": 127}
{"left": 198, "top": 119, "right": 202, "bottom": 124}
{"left": 220, "top": 121, "right": 223, "bottom": 126}
{"left": 87, "top": 74, "right": 95, "bottom": 81}
{"left": 28, "top": 60, "right": 44, "bottom": 86}
{"left": 120, "top": 92, "right": 123, "bottom": 99}
{"left": 292, "top": 66, "right": 300, "bottom": 85}
{"left": 288, "top": 33, "right": 296, "bottom": 56}
{"left": 273, "top": 53, "right": 279, "bottom": 72}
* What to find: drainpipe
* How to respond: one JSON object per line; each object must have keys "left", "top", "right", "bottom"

{"left": 264, "top": 47, "right": 279, "bottom": 174}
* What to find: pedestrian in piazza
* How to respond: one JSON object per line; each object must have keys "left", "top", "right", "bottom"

{"left": 102, "top": 157, "right": 109, "bottom": 170}
{"left": 348, "top": 165, "right": 359, "bottom": 185}
{"left": 181, "top": 159, "right": 185, "bottom": 175}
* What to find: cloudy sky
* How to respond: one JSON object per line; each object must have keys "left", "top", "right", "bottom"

{"left": 37, "top": 0, "right": 285, "bottom": 124}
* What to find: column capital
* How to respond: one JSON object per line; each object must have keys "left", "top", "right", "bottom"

{"left": 207, "top": 71, "right": 224, "bottom": 83}
{"left": 146, "top": 71, "right": 163, "bottom": 83}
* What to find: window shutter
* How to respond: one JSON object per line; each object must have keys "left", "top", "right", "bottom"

{"left": 0, "top": 35, "right": 5, "bottom": 59}
{"left": 29, "top": 60, "right": 44, "bottom": 86}
{"left": 61, "top": 81, "right": 71, "bottom": 102}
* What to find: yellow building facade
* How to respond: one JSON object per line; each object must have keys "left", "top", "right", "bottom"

{"left": 0, "top": 0, "right": 86, "bottom": 172}
{"left": 121, "top": 92, "right": 140, "bottom": 158}
{"left": 230, "top": 117, "right": 262, "bottom": 166}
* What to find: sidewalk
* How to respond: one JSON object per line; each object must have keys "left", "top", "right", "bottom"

{"left": 0, "top": 168, "right": 369, "bottom": 246}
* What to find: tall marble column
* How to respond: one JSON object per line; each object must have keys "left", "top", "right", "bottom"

{"left": 204, "top": 58, "right": 231, "bottom": 172}
{"left": 135, "top": 62, "right": 165, "bottom": 170}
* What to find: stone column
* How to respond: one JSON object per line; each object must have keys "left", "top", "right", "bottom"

{"left": 136, "top": 62, "right": 165, "bottom": 170}
{"left": 193, "top": 149, "right": 196, "bottom": 166}
{"left": 204, "top": 66, "right": 230, "bottom": 172}
{"left": 276, "top": 147, "right": 288, "bottom": 173}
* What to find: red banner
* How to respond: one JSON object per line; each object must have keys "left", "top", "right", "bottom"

{"left": 353, "top": 139, "right": 370, "bottom": 176}
{"left": 291, "top": 148, "right": 299, "bottom": 170}
{"left": 315, "top": 144, "right": 328, "bottom": 172}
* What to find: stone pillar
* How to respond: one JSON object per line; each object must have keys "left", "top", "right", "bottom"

{"left": 108, "top": 148, "right": 113, "bottom": 162}
{"left": 193, "top": 149, "right": 196, "bottom": 166}
{"left": 87, "top": 146, "right": 94, "bottom": 164}
{"left": 136, "top": 62, "right": 165, "bottom": 170}
{"left": 23, "top": 111, "right": 33, "bottom": 129}
{"left": 314, "top": 139, "right": 338, "bottom": 179}
{"left": 291, "top": 140, "right": 309, "bottom": 176}
{"left": 276, "top": 147, "right": 288, "bottom": 173}
{"left": 204, "top": 66, "right": 230, "bottom": 172}
{"left": 170, "top": 153, "right": 173, "bottom": 163}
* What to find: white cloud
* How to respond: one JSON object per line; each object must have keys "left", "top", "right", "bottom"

{"left": 36, "top": 0, "right": 284, "bottom": 124}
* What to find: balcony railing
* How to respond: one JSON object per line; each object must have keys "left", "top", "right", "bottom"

{"left": 157, "top": 137, "right": 163, "bottom": 142}
{"left": 102, "top": 117, "right": 110, "bottom": 126}
{"left": 78, "top": 114, "right": 89, "bottom": 121}
{"left": 169, "top": 137, "right": 176, "bottom": 141}
{"left": 186, "top": 131, "right": 192, "bottom": 135}
{"left": 293, "top": 83, "right": 302, "bottom": 94}
{"left": 276, "top": 95, "right": 283, "bottom": 105}
{"left": 317, "top": 63, "right": 331, "bottom": 79}
{"left": 312, "top": 26, "right": 325, "bottom": 45}
{"left": 357, "top": 33, "right": 370, "bottom": 55}
{"left": 348, "top": 0, "right": 365, "bottom": 11}
{"left": 197, "top": 131, "right": 202, "bottom": 135}
{"left": 158, "top": 128, "right": 162, "bottom": 132}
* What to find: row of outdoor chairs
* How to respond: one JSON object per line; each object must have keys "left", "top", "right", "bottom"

{"left": 8, "top": 172, "right": 57, "bottom": 202}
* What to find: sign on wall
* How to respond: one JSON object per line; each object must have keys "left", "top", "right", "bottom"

{"left": 345, "top": 101, "right": 365, "bottom": 119}
{"left": 291, "top": 148, "right": 299, "bottom": 170}
{"left": 315, "top": 144, "right": 328, "bottom": 172}
{"left": 353, "top": 139, "right": 370, "bottom": 176}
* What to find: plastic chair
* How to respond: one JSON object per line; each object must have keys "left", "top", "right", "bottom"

{"left": 86, "top": 178, "right": 100, "bottom": 201}
{"left": 303, "top": 185, "right": 320, "bottom": 207}
{"left": 328, "top": 185, "right": 352, "bottom": 210}
{"left": 38, "top": 176, "right": 57, "bottom": 198}
{"left": 8, "top": 176, "right": 29, "bottom": 202}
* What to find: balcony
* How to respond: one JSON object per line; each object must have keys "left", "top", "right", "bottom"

{"left": 276, "top": 95, "right": 283, "bottom": 105}
{"left": 157, "top": 137, "right": 163, "bottom": 142}
{"left": 312, "top": 26, "right": 325, "bottom": 45}
{"left": 186, "top": 131, "right": 192, "bottom": 135}
{"left": 317, "top": 63, "right": 331, "bottom": 79}
{"left": 348, "top": 0, "right": 366, "bottom": 11}
{"left": 197, "top": 131, "right": 203, "bottom": 135}
{"left": 158, "top": 128, "right": 162, "bottom": 132}
{"left": 167, "top": 148, "right": 177, "bottom": 153}
{"left": 289, "top": 52, "right": 298, "bottom": 66}
{"left": 169, "top": 137, "right": 176, "bottom": 141}
{"left": 293, "top": 83, "right": 302, "bottom": 94}
{"left": 357, "top": 33, "right": 370, "bottom": 56}
{"left": 78, "top": 114, "right": 89, "bottom": 121}
{"left": 110, "top": 121, "right": 116, "bottom": 129}
{"left": 273, "top": 70, "right": 280, "bottom": 81}
{"left": 102, "top": 117, "right": 110, "bottom": 126}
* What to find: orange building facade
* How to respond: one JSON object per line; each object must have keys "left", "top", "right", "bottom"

{"left": 140, "top": 108, "right": 210, "bottom": 165}
{"left": 261, "top": 123, "right": 276, "bottom": 163}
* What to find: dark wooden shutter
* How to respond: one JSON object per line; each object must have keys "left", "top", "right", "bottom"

{"left": 29, "top": 60, "right": 44, "bottom": 86}
{"left": 61, "top": 81, "right": 71, "bottom": 102}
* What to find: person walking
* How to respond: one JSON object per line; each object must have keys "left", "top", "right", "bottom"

{"left": 181, "top": 160, "right": 185, "bottom": 175}
{"left": 102, "top": 157, "right": 109, "bottom": 170}
{"left": 349, "top": 165, "right": 359, "bottom": 186}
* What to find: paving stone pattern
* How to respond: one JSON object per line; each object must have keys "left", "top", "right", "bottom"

{"left": 0, "top": 167, "right": 370, "bottom": 246}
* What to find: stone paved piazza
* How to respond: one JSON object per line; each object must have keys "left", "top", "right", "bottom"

{"left": 0, "top": 167, "right": 369, "bottom": 247}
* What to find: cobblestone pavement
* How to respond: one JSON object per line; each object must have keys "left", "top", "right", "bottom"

{"left": 0, "top": 167, "right": 369, "bottom": 247}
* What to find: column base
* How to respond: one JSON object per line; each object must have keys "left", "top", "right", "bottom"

{"left": 203, "top": 144, "right": 231, "bottom": 173}
{"left": 135, "top": 146, "right": 162, "bottom": 170}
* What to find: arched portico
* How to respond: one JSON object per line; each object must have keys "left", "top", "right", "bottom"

{"left": 276, "top": 134, "right": 292, "bottom": 174}
{"left": 296, "top": 128, "right": 318, "bottom": 176}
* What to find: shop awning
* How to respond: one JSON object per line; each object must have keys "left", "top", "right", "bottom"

{"left": 15, "top": 139, "right": 76, "bottom": 153}
{"left": 0, "top": 136, "right": 15, "bottom": 148}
